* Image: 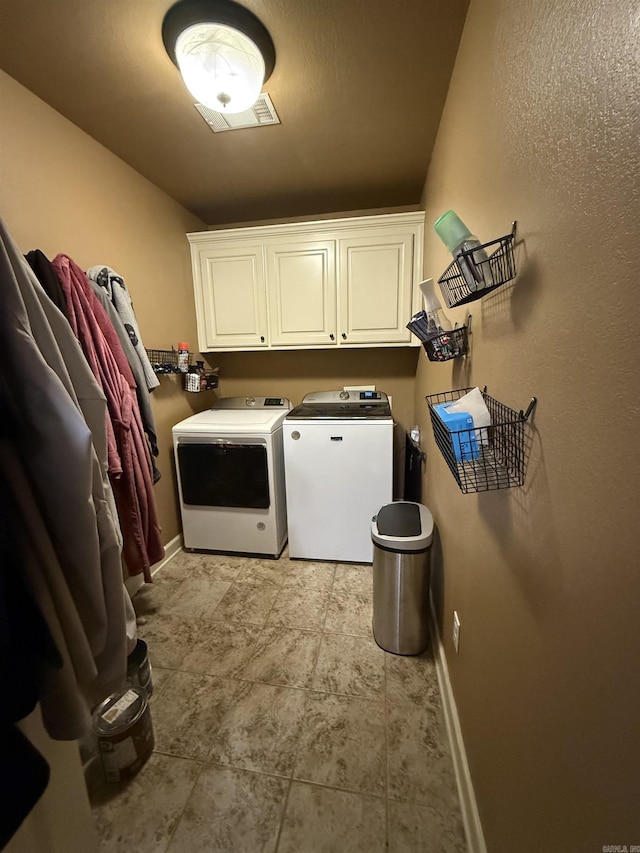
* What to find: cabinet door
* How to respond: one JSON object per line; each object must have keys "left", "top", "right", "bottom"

{"left": 195, "top": 245, "right": 268, "bottom": 349}
{"left": 266, "top": 241, "right": 336, "bottom": 347}
{"left": 338, "top": 234, "right": 414, "bottom": 345}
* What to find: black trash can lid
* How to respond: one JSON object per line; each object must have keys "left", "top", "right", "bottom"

{"left": 371, "top": 501, "right": 434, "bottom": 551}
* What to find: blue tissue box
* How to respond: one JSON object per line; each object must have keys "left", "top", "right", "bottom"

{"left": 433, "top": 403, "right": 480, "bottom": 462}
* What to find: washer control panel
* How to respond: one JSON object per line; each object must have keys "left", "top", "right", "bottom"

{"left": 212, "top": 397, "right": 291, "bottom": 410}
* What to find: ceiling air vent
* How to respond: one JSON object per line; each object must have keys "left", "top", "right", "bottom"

{"left": 195, "top": 94, "right": 280, "bottom": 133}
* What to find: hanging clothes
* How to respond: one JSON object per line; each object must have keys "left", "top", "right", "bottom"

{"left": 86, "top": 273, "right": 161, "bottom": 481}
{"left": 52, "top": 254, "right": 164, "bottom": 581}
{"left": 0, "top": 218, "right": 130, "bottom": 716}
{"left": 86, "top": 264, "right": 159, "bottom": 392}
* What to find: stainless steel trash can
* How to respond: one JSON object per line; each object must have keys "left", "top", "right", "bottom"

{"left": 371, "top": 501, "right": 434, "bottom": 655}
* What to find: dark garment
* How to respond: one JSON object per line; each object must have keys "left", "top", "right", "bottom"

{"left": 25, "top": 249, "right": 68, "bottom": 317}
{"left": 0, "top": 727, "right": 50, "bottom": 849}
{"left": 0, "top": 480, "right": 53, "bottom": 847}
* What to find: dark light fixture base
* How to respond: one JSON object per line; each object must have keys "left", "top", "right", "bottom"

{"left": 162, "top": 0, "right": 276, "bottom": 83}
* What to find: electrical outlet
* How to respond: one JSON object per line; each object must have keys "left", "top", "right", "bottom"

{"left": 452, "top": 611, "right": 461, "bottom": 653}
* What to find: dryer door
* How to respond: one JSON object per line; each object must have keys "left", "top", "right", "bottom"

{"left": 177, "top": 438, "right": 270, "bottom": 509}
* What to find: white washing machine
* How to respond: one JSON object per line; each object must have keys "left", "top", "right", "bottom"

{"left": 172, "top": 396, "right": 291, "bottom": 557}
{"left": 284, "top": 390, "right": 394, "bottom": 563}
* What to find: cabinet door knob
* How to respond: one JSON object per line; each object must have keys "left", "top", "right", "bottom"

{"left": 329, "top": 333, "right": 335, "bottom": 340}
{"left": 260, "top": 335, "right": 265, "bottom": 342}
{"left": 341, "top": 332, "right": 347, "bottom": 340}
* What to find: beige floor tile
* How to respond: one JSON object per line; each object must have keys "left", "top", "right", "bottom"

{"left": 90, "top": 752, "right": 202, "bottom": 853}
{"left": 97, "top": 550, "right": 466, "bottom": 853}
{"left": 235, "top": 558, "right": 292, "bottom": 587}
{"left": 387, "top": 701, "right": 461, "bottom": 812}
{"left": 152, "top": 670, "right": 239, "bottom": 761}
{"left": 240, "top": 626, "right": 322, "bottom": 688}
{"left": 212, "top": 580, "right": 280, "bottom": 625}
{"left": 388, "top": 799, "right": 467, "bottom": 852}
{"left": 294, "top": 692, "right": 386, "bottom": 795}
{"left": 278, "top": 782, "right": 387, "bottom": 853}
{"left": 148, "top": 664, "right": 172, "bottom": 696}
{"left": 162, "top": 550, "right": 246, "bottom": 583}
{"left": 163, "top": 575, "right": 232, "bottom": 621}
{"left": 385, "top": 647, "right": 441, "bottom": 706}
{"left": 324, "top": 589, "right": 374, "bottom": 637}
{"left": 180, "top": 621, "right": 263, "bottom": 677}
{"left": 138, "top": 611, "right": 201, "bottom": 669}
{"left": 132, "top": 574, "right": 185, "bottom": 621}
{"left": 333, "top": 563, "right": 374, "bottom": 596}
{"left": 312, "top": 633, "right": 385, "bottom": 699}
{"left": 282, "top": 560, "right": 337, "bottom": 590}
{"left": 167, "top": 764, "right": 288, "bottom": 853}
{"left": 267, "top": 587, "right": 330, "bottom": 630}
{"left": 207, "top": 681, "right": 307, "bottom": 777}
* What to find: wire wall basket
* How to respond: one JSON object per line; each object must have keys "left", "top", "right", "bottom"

{"left": 426, "top": 386, "right": 537, "bottom": 494}
{"left": 423, "top": 325, "right": 469, "bottom": 362}
{"left": 407, "top": 315, "right": 471, "bottom": 362}
{"left": 146, "top": 348, "right": 192, "bottom": 374}
{"left": 437, "top": 222, "right": 517, "bottom": 309}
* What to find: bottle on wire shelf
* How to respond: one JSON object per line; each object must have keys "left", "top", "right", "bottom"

{"left": 177, "top": 341, "right": 189, "bottom": 373}
{"left": 433, "top": 210, "right": 494, "bottom": 291}
{"left": 418, "top": 278, "right": 456, "bottom": 360}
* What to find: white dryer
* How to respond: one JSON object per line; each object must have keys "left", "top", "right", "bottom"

{"left": 284, "top": 390, "right": 394, "bottom": 563}
{"left": 172, "top": 397, "right": 291, "bottom": 557}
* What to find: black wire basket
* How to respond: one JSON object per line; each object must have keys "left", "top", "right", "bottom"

{"left": 422, "top": 325, "right": 469, "bottom": 362}
{"left": 407, "top": 313, "right": 471, "bottom": 362}
{"left": 437, "top": 222, "right": 517, "bottom": 309}
{"left": 426, "top": 387, "right": 536, "bottom": 493}
{"left": 146, "top": 348, "right": 191, "bottom": 374}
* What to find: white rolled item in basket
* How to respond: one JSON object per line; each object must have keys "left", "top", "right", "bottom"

{"left": 445, "top": 387, "right": 491, "bottom": 445}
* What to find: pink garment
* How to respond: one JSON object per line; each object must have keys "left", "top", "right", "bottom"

{"left": 53, "top": 254, "right": 164, "bottom": 580}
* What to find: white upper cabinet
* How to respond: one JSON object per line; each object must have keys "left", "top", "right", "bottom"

{"left": 187, "top": 211, "right": 424, "bottom": 351}
{"left": 266, "top": 240, "right": 336, "bottom": 346}
{"left": 338, "top": 232, "right": 414, "bottom": 345}
{"left": 193, "top": 243, "right": 268, "bottom": 350}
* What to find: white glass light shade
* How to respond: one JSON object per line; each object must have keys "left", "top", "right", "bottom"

{"left": 175, "top": 23, "right": 265, "bottom": 113}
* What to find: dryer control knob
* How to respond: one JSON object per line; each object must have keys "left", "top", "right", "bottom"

{"left": 291, "top": 431, "right": 301, "bottom": 440}
{"left": 246, "top": 397, "right": 256, "bottom": 406}
{"left": 339, "top": 390, "right": 350, "bottom": 400}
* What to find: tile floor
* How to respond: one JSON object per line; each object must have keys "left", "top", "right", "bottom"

{"left": 88, "top": 548, "right": 467, "bottom": 852}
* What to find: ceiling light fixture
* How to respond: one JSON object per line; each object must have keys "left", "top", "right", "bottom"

{"left": 162, "top": 0, "right": 276, "bottom": 115}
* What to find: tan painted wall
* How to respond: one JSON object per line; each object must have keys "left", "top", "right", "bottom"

{"left": 416, "top": 0, "right": 640, "bottom": 849}
{"left": 0, "top": 69, "right": 207, "bottom": 545}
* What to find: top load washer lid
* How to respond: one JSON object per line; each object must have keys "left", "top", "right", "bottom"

{"left": 173, "top": 396, "right": 291, "bottom": 435}
{"left": 287, "top": 389, "right": 392, "bottom": 420}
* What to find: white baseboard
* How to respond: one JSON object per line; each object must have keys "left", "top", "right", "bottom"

{"left": 429, "top": 597, "right": 487, "bottom": 853}
{"left": 124, "top": 533, "right": 183, "bottom": 597}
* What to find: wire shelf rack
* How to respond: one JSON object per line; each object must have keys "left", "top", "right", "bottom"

{"left": 426, "top": 386, "right": 537, "bottom": 493}
{"left": 437, "top": 222, "right": 517, "bottom": 309}
{"left": 407, "top": 314, "right": 471, "bottom": 362}
{"left": 423, "top": 324, "right": 469, "bottom": 362}
{"left": 146, "top": 348, "right": 192, "bottom": 374}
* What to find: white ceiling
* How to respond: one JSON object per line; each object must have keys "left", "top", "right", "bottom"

{"left": 0, "top": 0, "right": 469, "bottom": 225}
